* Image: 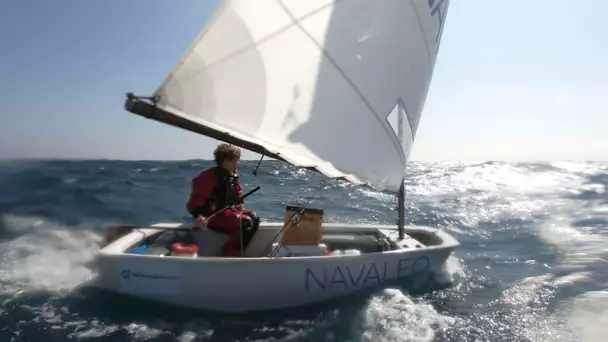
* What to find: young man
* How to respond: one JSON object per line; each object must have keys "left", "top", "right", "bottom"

{"left": 187, "top": 143, "right": 260, "bottom": 257}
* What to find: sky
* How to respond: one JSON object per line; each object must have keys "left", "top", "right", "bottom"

{"left": 0, "top": 0, "right": 606, "bottom": 162}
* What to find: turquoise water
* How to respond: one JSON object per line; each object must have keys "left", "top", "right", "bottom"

{"left": 1, "top": 159, "right": 607, "bottom": 341}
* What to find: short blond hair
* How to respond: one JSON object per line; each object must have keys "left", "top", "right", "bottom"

{"left": 213, "top": 143, "right": 241, "bottom": 165}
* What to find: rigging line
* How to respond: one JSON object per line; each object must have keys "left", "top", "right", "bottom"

{"left": 252, "top": 154, "right": 264, "bottom": 176}
{"left": 264, "top": 179, "right": 328, "bottom": 258}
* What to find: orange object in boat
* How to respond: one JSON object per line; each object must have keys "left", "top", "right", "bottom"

{"left": 171, "top": 243, "right": 199, "bottom": 257}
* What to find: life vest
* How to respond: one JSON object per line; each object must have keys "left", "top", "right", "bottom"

{"left": 199, "top": 167, "right": 241, "bottom": 216}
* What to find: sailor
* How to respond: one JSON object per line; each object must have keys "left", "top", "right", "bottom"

{"left": 187, "top": 143, "right": 260, "bottom": 257}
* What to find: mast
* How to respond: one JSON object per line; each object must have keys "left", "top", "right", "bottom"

{"left": 396, "top": 102, "right": 406, "bottom": 240}
{"left": 397, "top": 179, "right": 405, "bottom": 240}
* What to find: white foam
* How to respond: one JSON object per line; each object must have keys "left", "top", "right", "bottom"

{"left": 0, "top": 215, "right": 102, "bottom": 294}
{"left": 434, "top": 255, "right": 463, "bottom": 285}
{"left": 354, "top": 288, "right": 458, "bottom": 342}
{"left": 553, "top": 290, "right": 608, "bottom": 342}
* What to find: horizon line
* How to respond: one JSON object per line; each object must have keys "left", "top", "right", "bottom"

{"left": 1, "top": 157, "right": 606, "bottom": 164}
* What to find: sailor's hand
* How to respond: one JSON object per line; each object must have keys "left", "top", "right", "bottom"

{"left": 195, "top": 216, "right": 208, "bottom": 228}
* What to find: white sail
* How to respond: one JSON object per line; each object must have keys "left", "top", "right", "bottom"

{"left": 147, "top": 0, "right": 449, "bottom": 192}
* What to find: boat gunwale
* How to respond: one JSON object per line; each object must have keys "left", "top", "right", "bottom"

{"left": 97, "top": 222, "right": 459, "bottom": 263}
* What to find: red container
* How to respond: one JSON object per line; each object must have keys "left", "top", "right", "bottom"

{"left": 171, "top": 243, "right": 199, "bottom": 257}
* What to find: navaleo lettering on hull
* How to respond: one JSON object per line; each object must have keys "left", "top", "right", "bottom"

{"left": 304, "top": 256, "right": 430, "bottom": 292}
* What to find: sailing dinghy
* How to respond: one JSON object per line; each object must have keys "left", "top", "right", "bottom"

{"left": 93, "top": 0, "right": 459, "bottom": 313}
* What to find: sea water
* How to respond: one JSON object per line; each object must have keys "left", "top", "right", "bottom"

{"left": 0, "top": 159, "right": 607, "bottom": 341}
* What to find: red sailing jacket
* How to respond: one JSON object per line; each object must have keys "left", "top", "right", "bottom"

{"left": 187, "top": 167, "right": 244, "bottom": 218}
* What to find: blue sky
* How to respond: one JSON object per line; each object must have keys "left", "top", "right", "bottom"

{"left": 0, "top": 0, "right": 606, "bottom": 162}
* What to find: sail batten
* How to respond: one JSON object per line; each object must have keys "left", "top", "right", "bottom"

{"left": 126, "top": 0, "right": 450, "bottom": 193}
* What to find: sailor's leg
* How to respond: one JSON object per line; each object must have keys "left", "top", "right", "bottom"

{"left": 245, "top": 210, "right": 260, "bottom": 230}
{"left": 208, "top": 214, "right": 242, "bottom": 257}
{"left": 210, "top": 210, "right": 260, "bottom": 256}
{"left": 239, "top": 214, "right": 258, "bottom": 251}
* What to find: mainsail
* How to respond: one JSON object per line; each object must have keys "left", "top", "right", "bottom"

{"left": 125, "top": 0, "right": 450, "bottom": 193}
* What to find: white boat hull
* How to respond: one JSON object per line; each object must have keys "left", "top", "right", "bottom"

{"left": 90, "top": 222, "right": 459, "bottom": 313}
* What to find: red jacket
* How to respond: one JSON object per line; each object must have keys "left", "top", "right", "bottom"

{"left": 187, "top": 168, "right": 243, "bottom": 217}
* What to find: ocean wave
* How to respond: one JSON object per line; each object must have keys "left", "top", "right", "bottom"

{"left": 0, "top": 160, "right": 606, "bottom": 341}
